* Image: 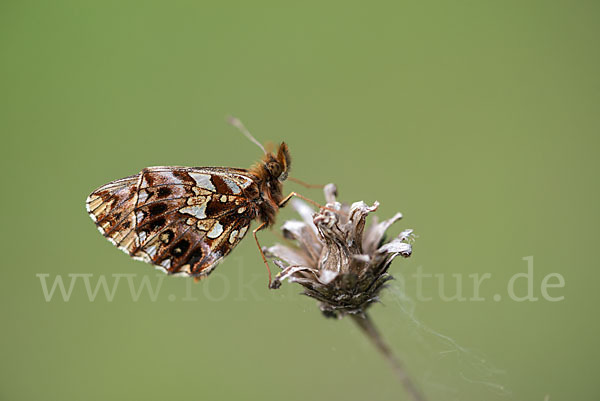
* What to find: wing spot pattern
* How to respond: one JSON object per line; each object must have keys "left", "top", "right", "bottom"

{"left": 189, "top": 173, "right": 216, "bottom": 192}
{"left": 179, "top": 204, "right": 207, "bottom": 219}
{"left": 207, "top": 222, "right": 224, "bottom": 239}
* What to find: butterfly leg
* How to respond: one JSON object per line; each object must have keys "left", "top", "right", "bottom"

{"left": 280, "top": 191, "right": 344, "bottom": 213}
{"left": 279, "top": 192, "right": 324, "bottom": 209}
{"left": 252, "top": 221, "right": 273, "bottom": 288}
{"left": 279, "top": 192, "right": 348, "bottom": 219}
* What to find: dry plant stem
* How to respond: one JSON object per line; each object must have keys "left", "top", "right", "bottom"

{"left": 351, "top": 314, "right": 427, "bottom": 401}
{"left": 264, "top": 185, "right": 419, "bottom": 397}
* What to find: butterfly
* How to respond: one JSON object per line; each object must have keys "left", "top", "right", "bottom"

{"left": 86, "top": 118, "right": 313, "bottom": 287}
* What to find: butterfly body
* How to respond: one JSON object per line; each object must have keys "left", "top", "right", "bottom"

{"left": 86, "top": 143, "right": 291, "bottom": 279}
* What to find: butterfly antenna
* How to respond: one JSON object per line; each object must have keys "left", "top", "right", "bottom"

{"left": 227, "top": 116, "right": 267, "bottom": 154}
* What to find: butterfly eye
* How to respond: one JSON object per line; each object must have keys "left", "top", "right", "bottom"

{"left": 267, "top": 162, "right": 281, "bottom": 178}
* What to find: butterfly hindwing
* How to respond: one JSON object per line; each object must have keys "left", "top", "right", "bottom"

{"left": 86, "top": 166, "right": 259, "bottom": 277}
{"left": 86, "top": 174, "right": 140, "bottom": 253}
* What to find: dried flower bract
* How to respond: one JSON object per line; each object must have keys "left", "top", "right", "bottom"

{"left": 265, "top": 184, "right": 415, "bottom": 318}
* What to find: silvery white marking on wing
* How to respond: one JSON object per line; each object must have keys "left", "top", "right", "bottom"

{"left": 207, "top": 222, "right": 224, "bottom": 239}
{"left": 189, "top": 173, "right": 216, "bottom": 192}
{"left": 137, "top": 189, "right": 148, "bottom": 203}
{"left": 161, "top": 171, "right": 178, "bottom": 184}
{"left": 179, "top": 204, "right": 207, "bottom": 219}
{"left": 133, "top": 251, "right": 151, "bottom": 263}
{"left": 140, "top": 175, "right": 150, "bottom": 188}
{"left": 153, "top": 264, "right": 167, "bottom": 273}
{"left": 146, "top": 244, "right": 158, "bottom": 258}
{"left": 233, "top": 174, "right": 253, "bottom": 189}
{"left": 221, "top": 177, "right": 241, "bottom": 194}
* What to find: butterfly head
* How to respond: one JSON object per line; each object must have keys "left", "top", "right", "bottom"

{"left": 263, "top": 142, "right": 291, "bottom": 182}
{"left": 227, "top": 117, "right": 291, "bottom": 183}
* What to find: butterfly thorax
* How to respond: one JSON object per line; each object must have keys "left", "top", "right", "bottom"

{"left": 250, "top": 142, "right": 291, "bottom": 227}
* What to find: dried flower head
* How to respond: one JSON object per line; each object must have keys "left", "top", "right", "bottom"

{"left": 265, "top": 184, "right": 415, "bottom": 318}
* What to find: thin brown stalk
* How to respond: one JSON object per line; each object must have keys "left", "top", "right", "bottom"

{"left": 351, "top": 313, "right": 427, "bottom": 401}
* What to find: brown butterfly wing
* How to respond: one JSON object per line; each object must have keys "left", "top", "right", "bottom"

{"left": 86, "top": 166, "right": 259, "bottom": 277}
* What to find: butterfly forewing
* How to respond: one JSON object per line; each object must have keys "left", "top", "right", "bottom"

{"left": 86, "top": 166, "right": 259, "bottom": 278}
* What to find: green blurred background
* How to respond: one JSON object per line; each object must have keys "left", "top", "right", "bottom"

{"left": 1, "top": 1, "right": 598, "bottom": 400}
